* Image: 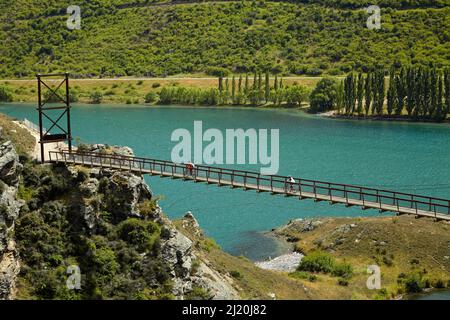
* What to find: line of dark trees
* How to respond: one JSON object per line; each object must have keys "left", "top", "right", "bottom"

{"left": 337, "top": 66, "right": 450, "bottom": 121}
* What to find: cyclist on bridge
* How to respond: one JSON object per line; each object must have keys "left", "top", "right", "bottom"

{"left": 186, "top": 162, "right": 196, "bottom": 176}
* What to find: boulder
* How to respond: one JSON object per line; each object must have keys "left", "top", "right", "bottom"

{"left": 0, "top": 141, "right": 22, "bottom": 186}
{"left": 104, "top": 171, "right": 152, "bottom": 221}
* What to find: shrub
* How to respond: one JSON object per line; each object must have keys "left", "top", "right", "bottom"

{"left": 89, "top": 91, "right": 103, "bottom": 104}
{"left": 338, "top": 278, "right": 349, "bottom": 286}
{"left": 144, "top": 92, "right": 158, "bottom": 103}
{"left": 297, "top": 250, "right": 353, "bottom": 278}
{"left": 0, "top": 85, "right": 13, "bottom": 102}
{"left": 297, "top": 251, "right": 335, "bottom": 274}
{"left": 137, "top": 198, "right": 159, "bottom": 218}
{"left": 117, "top": 218, "right": 160, "bottom": 252}
{"left": 289, "top": 271, "right": 317, "bottom": 282}
{"left": 43, "top": 88, "right": 77, "bottom": 103}
{"left": 332, "top": 263, "right": 353, "bottom": 278}
{"left": 151, "top": 82, "right": 161, "bottom": 88}
{"left": 433, "top": 279, "right": 445, "bottom": 289}
{"left": 403, "top": 273, "right": 425, "bottom": 293}
{"left": 185, "top": 286, "right": 211, "bottom": 300}
{"left": 230, "top": 270, "right": 243, "bottom": 280}
{"left": 205, "top": 66, "right": 230, "bottom": 77}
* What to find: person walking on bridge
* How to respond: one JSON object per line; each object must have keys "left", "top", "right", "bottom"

{"left": 287, "top": 176, "right": 296, "bottom": 193}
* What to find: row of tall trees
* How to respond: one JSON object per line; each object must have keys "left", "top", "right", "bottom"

{"left": 338, "top": 67, "right": 450, "bottom": 121}
{"left": 218, "top": 72, "right": 308, "bottom": 107}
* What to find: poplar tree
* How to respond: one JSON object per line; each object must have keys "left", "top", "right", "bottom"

{"left": 444, "top": 68, "right": 450, "bottom": 117}
{"left": 356, "top": 72, "right": 364, "bottom": 115}
{"left": 405, "top": 67, "right": 415, "bottom": 116}
{"left": 376, "top": 70, "right": 385, "bottom": 115}
{"left": 237, "top": 75, "right": 243, "bottom": 105}
{"left": 423, "top": 68, "right": 431, "bottom": 117}
{"left": 435, "top": 74, "right": 444, "bottom": 121}
{"left": 344, "top": 74, "right": 351, "bottom": 114}
{"left": 413, "top": 68, "right": 422, "bottom": 117}
{"left": 244, "top": 74, "right": 249, "bottom": 101}
{"left": 265, "top": 71, "right": 270, "bottom": 103}
{"left": 218, "top": 76, "right": 223, "bottom": 93}
{"left": 364, "top": 73, "right": 371, "bottom": 115}
{"left": 430, "top": 67, "right": 437, "bottom": 116}
{"left": 395, "top": 69, "right": 406, "bottom": 115}
{"left": 224, "top": 77, "right": 230, "bottom": 104}
{"left": 336, "top": 80, "right": 344, "bottom": 114}
{"left": 231, "top": 75, "right": 236, "bottom": 104}
{"left": 371, "top": 71, "right": 378, "bottom": 115}
{"left": 258, "top": 72, "right": 263, "bottom": 104}
{"left": 387, "top": 68, "right": 396, "bottom": 116}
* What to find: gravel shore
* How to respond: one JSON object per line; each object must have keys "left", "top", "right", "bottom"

{"left": 255, "top": 252, "right": 303, "bottom": 272}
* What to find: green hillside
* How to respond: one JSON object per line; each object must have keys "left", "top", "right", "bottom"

{"left": 1, "top": 0, "right": 449, "bottom": 78}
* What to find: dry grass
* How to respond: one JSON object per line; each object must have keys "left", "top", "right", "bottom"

{"left": 275, "top": 215, "right": 450, "bottom": 299}
{"left": 0, "top": 113, "right": 36, "bottom": 155}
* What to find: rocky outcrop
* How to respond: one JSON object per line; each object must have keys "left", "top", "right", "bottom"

{"left": 161, "top": 213, "right": 239, "bottom": 300}
{"left": 0, "top": 138, "right": 239, "bottom": 300}
{"left": 67, "top": 145, "right": 238, "bottom": 300}
{"left": 0, "top": 139, "right": 23, "bottom": 299}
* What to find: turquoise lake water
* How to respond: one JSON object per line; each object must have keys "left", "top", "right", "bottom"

{"left": 1, "top": 103, "right": 450, "bottom": 260}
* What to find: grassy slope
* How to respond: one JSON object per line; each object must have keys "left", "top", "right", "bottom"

{"left": 0, "top": 113, "right": 36, "bottom": 155}
{"left": 1, "top": 1, "right": 449, "bottom": 78}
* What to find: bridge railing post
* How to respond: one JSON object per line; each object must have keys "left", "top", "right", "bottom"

{"left": 298, "top": 179, "right": 302, "bottom": 198}
{"left": 344, "top": 185, "right": 348, "bottom": 205}
{"left": 328, "top": 183, "right": 331, "bottom": 201}
{"left": 244, "top": 172, "right": 247, "bottom": 189}
{"left": 270, "top": 176, "right": 273, "bottom": 193}
{"left": 313, "top": 181, "right": 317, "bottom": 198}
{"left": 257, "top": 174, "right": 260, "bottom": 191}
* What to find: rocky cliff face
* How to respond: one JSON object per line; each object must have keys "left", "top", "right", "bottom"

{"left": 0, "top": 140, "right": 23, "bottom": 299}
{"left": 0, "top": 142, "right": 238, "bottom": 300}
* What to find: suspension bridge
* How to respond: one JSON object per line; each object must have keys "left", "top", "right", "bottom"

{"left": 48, "top": 150, "right": 450, "bottom": 221}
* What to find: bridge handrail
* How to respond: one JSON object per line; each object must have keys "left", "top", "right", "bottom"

{"left": 48, "top": 150, "right": 450, "bottom": 213}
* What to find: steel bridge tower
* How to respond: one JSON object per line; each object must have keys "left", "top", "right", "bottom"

{"left": 36, "top": 73, "right": 72, "bottom": 162}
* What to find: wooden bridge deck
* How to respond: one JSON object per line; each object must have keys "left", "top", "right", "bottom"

{"left": 48, "top": 150, "right": 450, "bottom": 221}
